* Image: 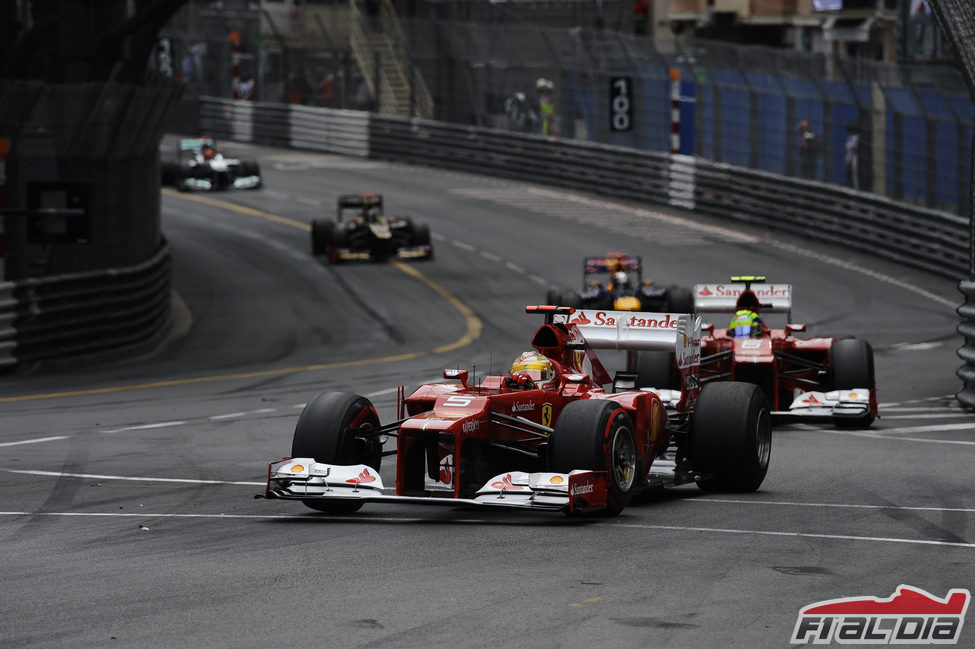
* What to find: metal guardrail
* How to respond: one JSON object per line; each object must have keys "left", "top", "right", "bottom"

{"left": 367, "top": 112, "right": 968, "bottom": 279}
{"left": 0, "top": 243, "right": 171, "bottom": 369}
{"left": 199, "top": 96, "right": 968, "bottom": 278}
{"left": 201, "top": 98, "right": 370, "bottom": 157}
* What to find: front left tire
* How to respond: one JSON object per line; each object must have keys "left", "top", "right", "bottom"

{"left": 549, "top": 399, "right": 637, "bottom": 516}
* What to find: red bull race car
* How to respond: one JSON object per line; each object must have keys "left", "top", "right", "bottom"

{"left": 310, "top": 194, "right": 433, "bottom": 263}
{"left": 546, "top": 253, "right": 693, "bottom": 314}
{"left": 161, "top": 137, "right": 262, "bottom": 191}
{"left": 263, "top": 305, "right": 772, "bottom": 517}
{"left": 630, "top": 276, "right": 877, "bottom": 428}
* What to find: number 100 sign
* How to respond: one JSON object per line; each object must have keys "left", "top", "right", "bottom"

{"left": 610, "top": 77, "right": 634, "bottom": 132}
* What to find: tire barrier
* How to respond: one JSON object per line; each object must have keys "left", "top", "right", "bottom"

{"left": 0, "top": 242, "right": 171, "bottom": 370}
{"left": 957, "top": 280, "right": 975, "bottom": 409}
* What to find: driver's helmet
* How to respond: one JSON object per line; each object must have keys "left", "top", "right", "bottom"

{"left": 202, "top": 145, "right": 215, "bottom": 160}
{"left": 510, "top": 351, "right": 553, "bottom": 384}
{"left": 365, "top": 207, "right": 380, "bottom": 222}
{"left": 729, "top": 309, "right": 762, "bottom": 338}
{"left": 613, "top": 271, "right": 631, "bottom": 290}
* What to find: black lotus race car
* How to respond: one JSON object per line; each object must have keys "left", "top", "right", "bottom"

{"left": 546, "top": 252, "right": 693, "bottom": 313}
{"left": 160, "top": 137, "right": 262, "bottom": 191}
{"left": 311, "top": 194, "right": 434, "bottom": 263}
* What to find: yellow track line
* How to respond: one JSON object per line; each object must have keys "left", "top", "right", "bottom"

{"left": 1, "top": 190, "right": 482, "bottom": 403}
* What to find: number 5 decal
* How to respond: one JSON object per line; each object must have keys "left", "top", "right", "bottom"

{"left": 444, "top": 395, "right": 474, "bottom": 407}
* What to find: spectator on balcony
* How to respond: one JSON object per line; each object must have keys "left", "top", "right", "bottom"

{"left": 797, "top": 120, "right": 819, "bottom": 180}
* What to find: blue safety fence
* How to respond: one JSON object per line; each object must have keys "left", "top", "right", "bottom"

{"left": 556, "top": 53, "right": 973, "bottom": 214}
{"left": 595, "top": 60, "right": 974, "bottom": 214}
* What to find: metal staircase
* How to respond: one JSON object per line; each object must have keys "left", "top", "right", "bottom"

{"left": 349, "top": 0, "right": 433, "bottom": 119}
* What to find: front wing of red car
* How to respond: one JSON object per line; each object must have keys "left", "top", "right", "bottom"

{"left": 775, "top": 388, "right": 874, "bottom": 424}
{"left": 264, "top": 459, "right": 609, "bottom": 513}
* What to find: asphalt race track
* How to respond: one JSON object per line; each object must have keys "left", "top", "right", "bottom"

{"left": 1, "top": 141, "right": 971, "bottom": 648}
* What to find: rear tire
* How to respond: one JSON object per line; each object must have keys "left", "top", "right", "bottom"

{"left": 292, "top": 392, "right": 382, "bottom": 513}
{"left": 829, "top": 338, "right": 876, "bottom": 428}
{"left": 690, "top": 382, "right": 771, "bottom": 492}
{"left": 311, "top": 219, "right": 333, "bottom": 255}
{"left": 160, "top": 160, "right": 179, "bottom": 186}
{"left": 549, "top": 400, "right": 637, "bottom": 516}
{"left": 666, "top": 286, "right": 694, "bottom": 314}
{"left": 559, "top": 290, "right": 582, "bottom": 309}
{"left": 633, "top": 350, "right": 680, "bottom": 390}
{"left": 412, "top": 223, "right": 432, "bottom": 255}
{"left": 328, "top": 226, "right": 348, "bottom": 264}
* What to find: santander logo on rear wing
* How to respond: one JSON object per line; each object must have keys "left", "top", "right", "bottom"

{"left": 694, "top": 283, "right": 793, "bottom": 314}
{"left": 553, "top": 309, "right": 701, "bottom": 369}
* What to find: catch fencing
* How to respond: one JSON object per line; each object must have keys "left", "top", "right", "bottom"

{"left": 162, "top": 14, "right": 974, "bottom": 215}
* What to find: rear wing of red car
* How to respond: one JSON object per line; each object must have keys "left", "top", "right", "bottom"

{"left": 558, "top": 308, "right": 700, "bottom": 407}
{"left": 693, "top": 282, "right": 792, "bottom": 314}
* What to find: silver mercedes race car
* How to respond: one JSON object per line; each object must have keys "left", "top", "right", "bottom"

{"left": 161, "top": 137, "right": 262, "bottom": 191}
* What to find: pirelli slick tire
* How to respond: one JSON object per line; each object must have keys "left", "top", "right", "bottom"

{"left": 549, "top": 400, "right": 637, "bottom": 516}
{"left": 240, "top": 160, "right": 263, "bottom": 189}
{"left": 666, "top": 286, "right": 694, "bottom": 314}
{"left": 412, "top": 223, "right": 432, "bottom": 248}
{"left": 292, "top": 392, "right": 382, "bottom": 514}
{"left": 556, "top": 289, "right": 582, "bottom": 309}
{"left": 310, "top": 219, "right": 333, "bottom": 255}
{"left": 691, "top": 382, "right": 771, "bottom": 493}
{"left": 328, "top": 226, "right": 348, "bottom": 264}
{"left": 160, "top": 160, "right": 179, "bottom": 186}
{"left": 633, "top": 350, "right": 680, "bottom": 390}
{"left": 829, "top": 338, "right": 876, "bottom": 428}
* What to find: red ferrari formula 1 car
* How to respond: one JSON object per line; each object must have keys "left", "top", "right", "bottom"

{"left": 631, "top": 276, "right": 877, "bottom": 428}
{"left": 263, "top": 305, "right": 772, "bottom": 516}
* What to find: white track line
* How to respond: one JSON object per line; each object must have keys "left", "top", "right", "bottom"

{"left": 1, "top": 469, "right": 262, "bottom": 486}
{"left": 0, "top": 509, "right": 967, "bottom": 549}
{"left": 0, "top": 436, "right": 69, "bottom": 447}
{"left": 612, "top": 523, "right": 975, "bottom": 549}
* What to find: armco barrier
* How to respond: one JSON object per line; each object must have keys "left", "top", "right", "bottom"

{"left": 200, "top": 98, "right": 370, "bottom": 157}
{"left": 0, "top": 243, "right": 171, "bottom": 369}
{"left": 198, "top": 96, "right": 969, "bottom": 278}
